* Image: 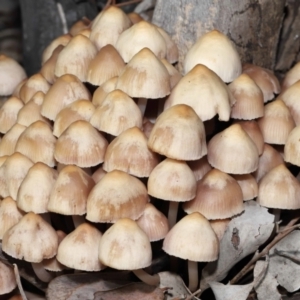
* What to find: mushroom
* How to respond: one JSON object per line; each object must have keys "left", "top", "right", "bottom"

{"left": 69, "top": 17, "right": 91, "bottom": 36}
{"left": 281, "top": 61, "right": 300, "bottom": 92}
{"left": 0, "top": 261, "right": 17, "bottom": 295}
{"left": 187, "top": 156, "right": 212, "bottom": 181}
{"left": 210, "top": 219, "right": 231, "bottom": 241}
{"left": 284, "top": 125, "right": 300, "bottom": 167}
{"left": 92, "top": 76, "right": 118, "bottom": 107}
{"left": 98, "top": 218, "right": 159, "bottom": 286}
{"left": 232, "top": 174, "right": 258, "bottom": 201}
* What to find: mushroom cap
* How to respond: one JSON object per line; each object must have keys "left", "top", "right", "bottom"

{"left": 148, "top": 158, "right": 197, "bottom": 202}
{"left": 0, "top": 55, "right": 27, "bottom": 96}
{"left": 187, "top": 156, "right": 212, "bottom": 181}
{"left": 257, "top": 164, "right": 300, "bottom": 209}
{"left": 41, "top": 74, "right": 91, "bottom": 121}
{"left": 281, "top": 61, "right": 300, "bottom": 92}
{"left": 0, "top": 96, "right": 23, "bottom": 133}
{"left": 242, "top": 63, "right": 280, "bottom": 102}
{"left": 47, "top": 165, "right": 95, "bottom": 216}
{"left": 54, "top": 120, "right": 108, "bottom": 168}
{"left": 15, "top": 120, "right": 57, "bottom": 167}
{"left": 90, "top": 89, "right": 143, "bottom": 136}
{"left": 86, "top": 170, "right": 148, "bottom": 223}
{"left": 92, "top": 76, "right": 118, "bottom": 107}
{"left": 163, "top": 212, "right": 219, "bottom": 262}
{"left": 98, "top": 218, "right": 152, "bottom": 270}
{"left": 17, "top": 162, "right": 58, "bottom": 214}
{"left": 116, "top": 47, "right": 171, "bottom": 99}
{"left": 69, "top": 17, "right": 91, "bottom": 36}
{"left": 229, "top": 73, "right": 264, "bottom": 120}
{"left": 258, "top": 99, "right": 295, "bottom": 145}
{"left": 165, "top": 64, "right": 234, "bottom": 122}
{"left": 103, "top": 126, "right": 159, "bottom": 177}
{"left": 57, "top": 223, "right": 105, "bottom": 271}
{"left": 116, "top": 21, "right": 167, "bottom": 63}
{"left": 161, "top": 59, "right": 182, "bottom": 89}
{"left": 86, "top": 44, "right": 125, "bottom": 86}
{"left": 232, "top": 174, "right": 258, "bottom": 201}
{"left": 136, "top": 203, "right": 169, "bottom": 242}
{"left": 284, "top": 125, "right": 300, "bottom": 166}
{"left": 148, "top": 104, "right": 207, "bottom": 160}
{"left": 0, "top": 261, "right": 17, "bottom": 295}
{"left": 55, "top": 34, "right": 97, "bottom": 82}
{"left": 210, "top": 219, "right": 230, "bottom": 241}
{"left": 2, "top": 212, "right": 58, "bottom": 263}
{"left": 184, "top": 30, "right": 242, "bottom": 83}
{"left": 207, "top": 123, "right": 259, "bottom": 174}
{"left": 183, "top": 169, "right": 244, "bottom": 219}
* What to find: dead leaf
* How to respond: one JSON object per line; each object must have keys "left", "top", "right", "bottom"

{"left": 254, "top": 261, "right": 281, "bottom": 300}
{"left": 209, "top": 282, "right": 253, "bottom": 300}
{"left": 94, "top": 282, "right": 164, "bottom": 300}
{"left": 158, "top": 271, "right": 200, "bottom": 300}
{"left": 46, "top": 272, "right": 131, "bottom": 300}
{"left": 200, "top": 201, "right": 274, "bottom": 291}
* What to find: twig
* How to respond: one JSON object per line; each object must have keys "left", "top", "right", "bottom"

{"left": 279, "top": 223, "right": 300, "bottom": 232}
{"left": 274, "top": 249, "right": 300, "bottom": 263}
{"left": 56, "top": 3, "right": 68, "bottom": 34}
{"left": 230, "top": 216, "right": 300, "bottom": 284}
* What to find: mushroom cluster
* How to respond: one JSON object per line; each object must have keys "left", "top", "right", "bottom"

{"left": 0, "top": 5, "right": 299, "bottom": 296}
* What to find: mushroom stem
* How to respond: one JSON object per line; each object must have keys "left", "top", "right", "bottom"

{"left": 138, "top": 97, "right": 148, "bottom": 116}
{"left": 133, "top": 269, "right": 160, "bottom": 286}
{"left": 72, "top": 215, "right": 85, "bottom": 228}
{"left": 188, "top": 260, "right": 198, "bottom": 292}
{"left": 168, "top": 201, "right": 179, "bottom": 228}
{"left": 272, "top": 208, "right": 281, "bottom": 223}
{"left": 31, "top": 262, "right": 54, "bottom": 283}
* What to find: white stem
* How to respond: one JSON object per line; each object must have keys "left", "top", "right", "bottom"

{"left": 133, "top": 269, "right": 160, "bottom": 286}
{"left": 168, "top": 201, "right": 179, "bottom": 228}
{"left": 273, "top": 209, "right": 281, "bottom": 223}
{"left": 138, "top": 98, "right": 148, "bottom": 116}
{"left": 72, "top": 215, "right": 85, "bottom": 228}
{"left": 31, "top": 262, "right": 54, "bottom": 283}
{"left": 188, "top": 260, "right": 198, "bottom": 292}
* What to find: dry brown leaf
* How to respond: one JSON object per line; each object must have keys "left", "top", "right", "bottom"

{"left": 46, "top": 272, "right": 131, "bottom": 300}
{"left": 94, "top": 282, "right": 164, "bottom": 300}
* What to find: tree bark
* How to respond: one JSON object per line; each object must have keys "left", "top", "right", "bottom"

{"left": 152, "top": 0, "right": 286, "bottom": 72}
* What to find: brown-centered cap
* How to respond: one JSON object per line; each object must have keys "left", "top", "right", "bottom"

{"left": 278, "top": 80, "right": 300, "bottom": 125}
{"left": 116, "top": 21, "right": 167, "bottom": 63}
{"left": 136, "top": 203, "right": 169, "bottom": 242}
{"left": 187, "top": 156, "right": 212, "bottom": 181}
{"left": 92, "top": 76, "right": 118, "bottom": 107}
{"left": 15, "top": 120, "right": 56, "bottom": 167}
{"left": 86, "top": 170, "right": 148, "bottom": 223}
{"left": 90, "top": 6, "right": 132, "bottom": 50}
{"left": 258, "top": 99, "right": 295, "bottom": 145}
{"left": 41, "top": 34, "right": 71, "bottom": 64}
{"left": 0, "top": 261, "right": 17, "bottom": 295}
{"left": 54, "top": 120, "right": 108, "bottom": 168}
{"left": 53, "top": 99, "right": 95, "bottom": 137}
{"left": 232, "top": 174, "right": 258, "bottom": 201}
{"left": 0, "top": 123, "right": 26, "bottom": 156}
{"left": 0, "top": 196, "right": 24, "bottom": 239}
{"left": 229, "top": 73, "right": 264, "bottom": 120}
{"left": 98, "top": 218, "right": 152, "bottom": 270}
{"left": 54, "top": 34, "right": 97, "bottom": 82}
{"left": 207, "top": 123, "right": 259, "bottom": 174}
{"left": 0, "top": 152, "right": 34, "bottom": 199}
{"left": 165, "top": 64, "right": 234, "bottom": 122}
{"left": 284, "top": 125, "right": 300, "bottom": 166}
{"left": 148, "top": 104, "right": 207, "bottom": 160}
{"left": 281, "top": 61, "right": 300, "bottom": 92}
{"left": 92, "top": 165, "right": 107, "bottom": 183}
{"left": 40, "top": 45, "right": 64, "bottom": 84}
{"left": 69, "top": 17, "right": 91, "bottom": 36}
{"left": 257, "top": 164, "right": 300, "bottom": 209}
{"left": 2, "top": 212, "right": 58, "bottom": 262}
{"left": 233, "top": 120, "right": 264, "bottom": 155}
{"left": 210, "top": 219, "right": 230, "bottom": 241}
{"left": 17, "top": 162, "right": 58, "bottom": 214}
{"left": 12, "top": 78, "right": 26, "bottom": 99}
{"left": 161, "top": 59, "right": 182, "bottom": 89}
{"left": 148, "top": 158, "right": 197, "bottom": 202}
{"left": 17, "top": 91, "right": 51, "bottom": 127}
{"left": 103, "top": 126, "right": 159, "bottom": 177}
{"left": 87, "top": 44, "right": 125, "bottom": 86}
{"left": 19, "top": 73, "right": 50, "bottom": 104}
{"left": 184, "top": 30, "right": 241, "bottom": 83}
{"left": 0, "top": 55, "right": 27, "bottom": 96}
{"left": 127, "top": 12, "right": 143, "bottom": 24}
{"left": 116, "top": 47, "right": 170, "bottom": 99}
{"left": 41, "top": 74, "right": 91, "bottom": 121}
{"left": 47, "top": 165, "right": 95, "bottom": 216}
{"left": 242, "top": 63, "right": 280, "bottom": 102}
{"left": 183, "top": 169, "right": 244, "bottom": 219}
{"left": 90, "top": 89, "right": 143, "bottom": 136}
{"left": 0, "top": 96, "right": 23, "bottom": 133}
{"left": 163, "top": 212, "right": 219, "bottom": 262}
{"left": 253, "top": 143, "right": 284, "bottom": 182}
{"left": 57, "top": 223, "right": 105, "bottom": 271}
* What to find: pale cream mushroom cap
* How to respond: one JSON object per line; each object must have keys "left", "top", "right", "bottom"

{"left": 98, "top": 218, "right": 152, "bottom": 270}
{"left": 282, "top": 61, "right": 300, "bottom": 92}
{"left": 0, "top": 261, "right": 17, "bottom": 295}
{"left": 232, "top": 174, "right": 258, "bottom": 201}
{"left": 92, "top": 76, "right": 118, "bottom": 107}
{"left": 184, "top": 30, "right": 241, "bottom": 83}
{"left": 284, "top": 125, "right": 300, "bottom": 166}
{"left": 210, "top": 219, "right": 230, "bottom": 241}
